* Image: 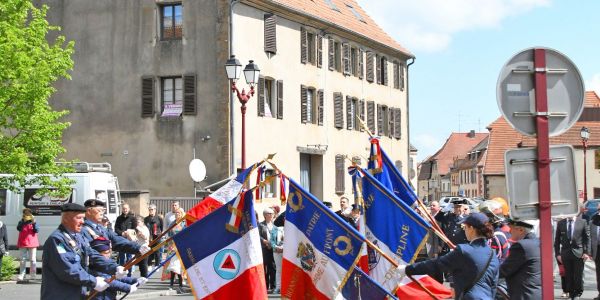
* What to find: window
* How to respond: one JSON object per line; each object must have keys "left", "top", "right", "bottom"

{"left": 351, "top": 47, "right": 358, "bottom": 77}
{"left": 378, "top": 55, "right": 388, "bottom": 85}
{"left": 595, "top": 150, "right": 600, "bottom": 169}
{"left": 333, "top": 92, "right": 344, "bottom": 129}
{"left": 262, "top": 169, "right": 278, "bottom": 198}
{"left": 346, "top": 4, "right": 366, "bottom": 23}
{"left": 301, "top": 29, "right": 318, "bottom": 65}
{"left": 161, "top": 77, "right": 183, "bottom": 116}
{"left": 160, "top": 4, "right": 183, "bottom": 40}
{"left": 257, "top": 77, "right": 277, "bottom": 118}
{"left": 264, "top": 14, "right": 277, "bottom": 54}
{"left": 300, "top": 153, "right": 312, "bottom": 193}
{"left": 0, "top": 189, "right": 6, "bottom": 216}
{"left": 377, "top": 105, "right": 389, "bottom": 136}
{"left": 334, "top": 41, "right": 341, "bottom": 72}
{"left": 346, "top": 96, "right": 356, "bottom": 130}
{"left": 324, "top": 0, "right": 341, "bottom": 12}
{"left": 393, "top": 61, "right": 400, "bottom": 89}
{"left": 301, "top": 85, "right": 319, "bottom": 124}
{"left": 307, "top": 32, "right": 315, "bottom": 64}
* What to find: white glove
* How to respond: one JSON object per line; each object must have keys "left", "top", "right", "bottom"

{"left": 137, "top": 277, "right": 148, "bottom": 287}
{"left": 94, "top": 277, "right": 110, "bottom": 292}
{"left": 397, "top": 265, "right": 407, "bottom": 277}
{"left": 129, "top": 284, "right": 138, "bottom": 293}
{"left": 139, "top": 244, "right": 151, "bottom": 255}
{"left": 115, "top": 266, "right": 127, "bottom": 279}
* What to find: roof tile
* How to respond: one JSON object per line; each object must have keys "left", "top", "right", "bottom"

{"left": 431, "top": 132, "right": 488, "bottom": 175}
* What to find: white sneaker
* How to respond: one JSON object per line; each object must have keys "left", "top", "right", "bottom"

{"left": 17, "top": 274, "right": 25, "bottom": 281}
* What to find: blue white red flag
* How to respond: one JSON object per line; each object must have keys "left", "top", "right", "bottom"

{"left": 367, "top": 138, "right": 417, "bottom": 206}
{"left": 341, "top": 266, "right": 397, "bottom": 300}
{"left": 186, "top": 163, "right": 258, "bottom": 225}
{"left": 282, "top": 178, "right": 365, "bottom": 299}
{"left": 361, "top": 170, "right": 452, "bottom": 298}
{"left": 173, "top": 190, "right": 266, "bottom": 299}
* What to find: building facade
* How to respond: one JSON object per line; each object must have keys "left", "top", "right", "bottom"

{"left": 41, "top": 0, "right": 413, "bottom": 201}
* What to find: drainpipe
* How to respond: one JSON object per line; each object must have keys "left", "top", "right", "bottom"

{"left": 229, "top": 0, "right": 239, "bottom": 176}
{"left": 406, "top": 57, "right": 415, "bottom": 180}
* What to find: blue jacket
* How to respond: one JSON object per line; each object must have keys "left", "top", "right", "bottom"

{"left": 407, "top": 238, "right": 500, "bottom": 300}
{"left": 41, "top": 225, "right": 118, "bottom": 300}
{"left": 89, "top": 268, "right": 138, "bottom": 300}
{"left": 82, "top": 219, "right": 140, "bottom": 254}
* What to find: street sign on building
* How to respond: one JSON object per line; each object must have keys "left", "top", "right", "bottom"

{"left": 505, "top": 145, "right": 579, "bottom": 219}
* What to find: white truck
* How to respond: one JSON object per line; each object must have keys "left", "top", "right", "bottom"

{"left": 0, "top": 162, "right": 121, "bottom": 262}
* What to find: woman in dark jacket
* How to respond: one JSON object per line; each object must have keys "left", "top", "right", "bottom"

{"left": 0, "top": 218, "right": 8, "bottom": 279}
{"left": 399, "top": 212, "right": 500, "bottom": 299}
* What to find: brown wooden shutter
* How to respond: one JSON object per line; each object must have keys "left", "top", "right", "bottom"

{"left": 317, "top": 89, "right": 324, "bottom": 126}
{"left": 367, "top": 101, "right": 375, "bottom": 133}
{"left": 277, "top": 80, "right": 283, "bottom": 119}
{"left": 393, "top": 62, "right": 399, "bottom": 89}
{"left": 300, "top": 27, "right": 307, "bottom": 64}
{"left": 346, "top": 96, "right": 353, "bottom": 130}
{"left": 377, "top": 104, "right": 383, "bottom": 135}
{"left": 183, "top": 74, "right": 197, "bottom": 115}
{"left": 359, "top": 99, "right": 365, "bottom": 132}
{"left": 264, "top": 14, "right": 277, "bottom": 54}
{"left": 388, "top": 107, "right": 394, "bottom": 138}
{"left": 342, "top": 43, "right": 350, "bottom": 75}
{"left": 394, "top": 108, "right": 401, "bottom": 139}
{"left": 328, "top": 37, "right": 335, "bottom": 71}
{"left": 376, "top": 54, "right": 381, "bottom": 84}
{"left": 334, "top": 92, "right": 343, "bottom": 129}
{"left": 358, "top": 49, "right": 364, "bottom": 79}
{"left": 317, "top": 35, "right": 323, "bottom": 68}
{"left": 141, "top": 76, "right": 154, "bottom": 117}
{"left": 366, "top": 51, "right": 374, "bottom": 82}
{"left": 335, "top": 154, "right": 345, "bottom": 194}
{"left": 400, "top": 62, "right": 405, "bottom": 91}
{"left": 257, "top": 76, "right": 265, "bottom": 117}
{"left": 301, "top": 85, "right": 307, "bottom": 123}
{"left": 382, "top": 57, "right": 388, "bottom": 86}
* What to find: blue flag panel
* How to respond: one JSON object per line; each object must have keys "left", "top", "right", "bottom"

{"left": 341, "top": 267, "right": 398, "bottom": 300}
{"left": 368, "top": 141, "right": 417, "bottom": 206}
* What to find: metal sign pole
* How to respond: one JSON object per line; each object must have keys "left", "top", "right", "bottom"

{"left": 533, "top": 48, "right": 554, "bottom": 300}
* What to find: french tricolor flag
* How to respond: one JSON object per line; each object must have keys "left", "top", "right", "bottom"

{"left": 282, "top": 178, "right": 365, "bottom": 299}
{"left": 173, "top": 190, "right": 267, "bottom": 299}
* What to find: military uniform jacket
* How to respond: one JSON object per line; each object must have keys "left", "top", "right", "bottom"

{"left": 41, "top": 225, "right": 117, "bottom": 300}
{"left": 407, "top": 238, "right": 500, "bottom": 300}
{"left": 82, "top": 219, "right": 140, "bottom": 254}
{"left": 442, "top": 213, "right": 468, "bottom": 246}
{"left": 500, "top": 232, "right": 541, "bottom": 300}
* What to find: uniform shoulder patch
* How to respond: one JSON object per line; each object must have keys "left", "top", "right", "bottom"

{"left": 56, "top": 243, "right": 67, "bottom": 254}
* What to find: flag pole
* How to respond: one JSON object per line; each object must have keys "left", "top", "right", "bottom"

{"left": 355, "top": 117, "right": 455, "bottom": 250}
{"left": 118, "top": 252, "right": 177, "bottom": 300}
{"left": 363, "top": 238, "right": 440, "bottom": 300}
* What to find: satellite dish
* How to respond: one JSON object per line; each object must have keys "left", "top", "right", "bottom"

{"left": 189, "top": 159, "right": 206, "bottom": 182}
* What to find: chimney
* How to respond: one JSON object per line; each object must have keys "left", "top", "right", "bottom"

{"left": 468, "top": 130, "right": 475, "bottom": 138}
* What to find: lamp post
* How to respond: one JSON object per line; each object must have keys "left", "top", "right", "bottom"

{"left": 225, "top": 55, "right": 260, "bottom": 169}
{"left": 581, "top": 126, "right": 590, "bottom": 202}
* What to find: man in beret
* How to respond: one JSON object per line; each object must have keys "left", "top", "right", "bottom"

{"left": 41, "top": 203, "right": 125, "bottom": 299}
{"left": 500, "top": 219, "right": 541, "bottom": 300}
{"left": 81, "top": 199, "right": 150, "bottom": 261}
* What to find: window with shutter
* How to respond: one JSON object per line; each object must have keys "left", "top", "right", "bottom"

{"left": 300, "top": 27, "right": 307, "bottom": 64}
{"left": 264, "top": 14, "right": 277, "bottom": 54}
{"left": 257, "top": 76, "right": 265, "bottom": 117}
{"left": 377, "top": 104, "right": 383, "bottom": 135}
{"left": 367, "top": 101, "right": 375, "bottom": 133}
{"left": 334, "top": 92, "right": 343, "bottom": 129}
{"left": 183, "top": 74, "right": 196, "bottom": 115}
{"left": 346, "top": 96, "right": 353, "bottom": 130}
{"left": 141, "top": 76, "right": 155, "bottom": 117}
{"left": 277, "top": 80, "right": 283, "bottom": 119}
{"left": 328, "top": 37, "right": 335, "bottom": 70}
{"left": 382, "top": 56, "right": 388, "bottom": 86}
{"left": 393, "top": 61, "right": 399, "bottom": 89}
{"left": 307, "top": 32, "right": 315, "bottom": 64}
{"left": 342, "top": 43, "right": 350, "bottom": 75}
{"left": 335, "top": 154, "right": 345, "bottom": 194}
{"left": 318, "top": 89, "right": 324, "bottom": 126}
{"left": 317, "top": 35, "right": 323, "bottom": 68}
{"left": 306, "top": 88, "right": 315, "bottom": 123}
{"left": 394, "top": 108, "right": 402, "bottom": 139}
{"left": 400, "top": 62, "right": 405, "bottom": 91}
{"left": 160, "top": 77, "right": 183, "bottom": 117}
{"left": 358, "top": 49, "right": 364, "bottom": 79}
{"left": 366, "top": 51, "right": 374, "bottom": 82}
{"left": 300, "top": 85, "right": 307, "bottom": 123}
{"left": 334, "top": 41, "right": 341, "bottom": 72}
{"left": 375, "top": 54, "right": 381, "bottom": 84}
{"left": 359, "top": 99, "right": 365, "bottom": 132}
{"left": 388, "top": 107, "right": 394, "bottom": 138}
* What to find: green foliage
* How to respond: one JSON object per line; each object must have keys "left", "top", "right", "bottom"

{"left": 1, "top": 254, "right": 17, "bottom": 281}
{"left": 0, "top": 0, "right": 75, "bottom": 194}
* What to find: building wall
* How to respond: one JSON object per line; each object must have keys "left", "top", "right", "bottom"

{"left": 485, "top": 175, "right": 507, "bottom": 200}
{"left": 232, "top": 4, "right": 410, "bottom": 202}
{"left": 41, "top": 0, "right": 232, "bottom": 197}
{"left": 417, "top": 179, "right": 429, "bottom": 202}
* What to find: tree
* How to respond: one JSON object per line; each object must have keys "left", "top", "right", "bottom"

{"left": 0, "top": 0, "right": 75, "bottom": 194}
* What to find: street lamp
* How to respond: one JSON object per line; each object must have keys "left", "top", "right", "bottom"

{"left": 225, "top": 55, "right": 260, "bottom": 169}
{"left": 581, "top": 126, "right": 590, "bottom": 202}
